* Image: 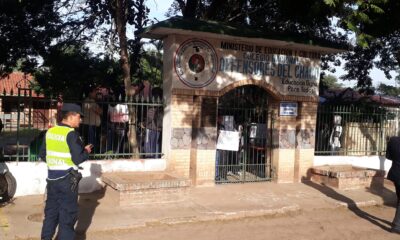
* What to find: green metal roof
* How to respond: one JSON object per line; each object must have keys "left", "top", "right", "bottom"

{"left": 141, "top": 16, "right": 349, "bottom": 54}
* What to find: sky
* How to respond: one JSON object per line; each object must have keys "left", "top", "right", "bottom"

{"left": 147, "top": 0, "right": 174, "bottom": 20}
{"left": 145, "top": 0, "right": 398, "bottom": 88}
{"left": 330, "top": 61, "right": 398, "bottom": 88}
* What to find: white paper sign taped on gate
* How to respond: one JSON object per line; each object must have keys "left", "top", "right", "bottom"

{"left": 217, "top": 130, "right": 240, "bottom": 151}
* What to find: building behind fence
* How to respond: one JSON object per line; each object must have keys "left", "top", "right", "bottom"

{"left": 0, "top": 91, "right": 164, "bottom": 161}
{"left": 2, "top": 74, "right": 400, "bottom": 161}
{"left": 315, "top": 104, "right": 400, "bottom": 156}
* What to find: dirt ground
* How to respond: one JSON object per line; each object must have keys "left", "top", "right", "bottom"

{"left": 76, "top": 205, "right": 399, "bottom": 240}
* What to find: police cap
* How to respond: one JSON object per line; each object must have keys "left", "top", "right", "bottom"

{"left": 61, "top": 103, "right": 84, "bottom": 116}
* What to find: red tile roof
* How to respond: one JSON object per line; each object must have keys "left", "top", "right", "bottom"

{"left": 0, "top": 72, "right": 42, "bottom": 97}
{"left": 321, "top": 87, "right": 400, "bottom": 106}
{"left": 368, "top": 95, "right": 400, "bottom": 106}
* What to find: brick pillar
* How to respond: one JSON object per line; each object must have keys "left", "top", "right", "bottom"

{"left": 189, "top": 96, "right": 201, "bottom": 184}
{"left": 270, "top": 100, "right": 317, "bottom": 183}
{"left": 167, "top": 94, "right": 194, "bottom": 178}
{"left": 191, "top": 97, "right": 217, "bottom": 186}
{"left": 163, "top": 93, "right": 218, "bottom": 184}
{"left": 270, "top": 100, "right": 296, "bottom": 183}
{"left": 294, "top": 102, "right": 317, "bottom": 182}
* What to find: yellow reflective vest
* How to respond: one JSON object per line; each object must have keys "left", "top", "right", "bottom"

{"left": 45, "top": 125, "right": 77, "bottom": 170}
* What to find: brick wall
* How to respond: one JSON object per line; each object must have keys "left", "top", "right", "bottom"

{"left": 167, "top": 94, "right": 194, "bottom": 177}
{"left": 294, "top": 102, "right": 317, "bottom": 182}
{"left": 165, "top": 88, "right": 319, "bottom": 184}
{"left": 273, "top": 149, "right": 296, "bottom": 183}
{"left": 107, "top": 186, "right": 188, "bottom": 206}
{"left": 269, "top": 100, "right": 318, "bottom": 183}
{"left": 194, "top": 150, "right": 216, "bottom": 186}
{"left": 171, "top": 94, "right": 194, "bottom": 128}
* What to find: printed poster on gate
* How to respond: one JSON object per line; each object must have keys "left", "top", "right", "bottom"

{"left": 216, "top": 130, "right": 240, "bottom": 151}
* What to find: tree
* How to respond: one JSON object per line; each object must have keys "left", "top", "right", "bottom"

{"left": 1, "top": 0, "right": 152, "bottom": 158}
{"left": 0, "top": 0, "right": 62, "bottom": 75}
{"left": 376, "top": 83, "right": 400, "bottom": 96}
{"left": 319, "top": 74, "right": 344, "bottom": 93}
{"left": 141, "top": 40, "right": 163, "bottom": 88}
{"left": 326, "top": 0, "right": 400, "bottom": 90}
{"left": 51, "top": 0, "right": 150, "bottom": 92}
{"left": 1, "top": 0, "right": 151, "bottom": 91}
{"left": 33, "top": 44, "right": 121, "bottom": 99}
{"left": 169, "top": 0, "right": 349, "bottom": 42}
{"left": 78, "top": 0, "right": 151, "bottom": 156}
{"left": 376, "top": 69, "right": 400, "bottom": 96}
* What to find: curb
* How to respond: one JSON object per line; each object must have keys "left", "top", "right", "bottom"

{"left": 7, "top": 194, "right": 397, "bottom": 240}
{"left": 159, "top": 205, "right": 301, "bottom": 224}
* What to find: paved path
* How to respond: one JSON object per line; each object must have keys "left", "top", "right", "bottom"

{"left": 78, "top": 205, "right": 399, "bottom": 240}
{"left": 0, "top": 181, "right": 397, "bottom": 240}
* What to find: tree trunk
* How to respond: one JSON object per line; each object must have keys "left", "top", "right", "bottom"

{"left": 115, "top": 0, "right": 139, "bottom": 158}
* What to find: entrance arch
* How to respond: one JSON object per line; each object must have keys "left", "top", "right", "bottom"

{"left": 216, "top": 85, "right": 272, "bottom": 183}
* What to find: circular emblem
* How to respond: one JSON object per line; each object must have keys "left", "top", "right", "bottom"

{"left": 174, "top": 39, "right": 218, "bottom": 88}
{"left": 188, "top": 54, "right": 205, "bottom": 73}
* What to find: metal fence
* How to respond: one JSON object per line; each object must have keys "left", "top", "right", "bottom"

{"left": 2, "top": 92, "right": 399, "bottom": 160}
{"left": 0, "top": 94, "right": 164, "bottom": 161}
{"left": 215, "top": 85, "right": 273, "bottom": 183}
{"left": 315, "top": 104, "right": 400, "bottom": 156}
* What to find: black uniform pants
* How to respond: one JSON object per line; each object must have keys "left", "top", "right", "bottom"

{"left": 41, "top": 174, "right": 79, "bottom": 240}
{"left": 392, "top": 183, "right": 400, "bottom": 231}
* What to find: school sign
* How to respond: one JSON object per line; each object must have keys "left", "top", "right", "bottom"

{"left": 142, "top": 16, "right": 347, "bottom": 185}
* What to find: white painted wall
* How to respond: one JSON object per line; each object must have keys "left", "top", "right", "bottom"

{"left": 4, "top": 159, "right": 166, "bottom": 197}
{"left": 314, "top": 155, "right": 391, "bottom": 174}
{"left": 3, "top": 156, "right": 393, "bottom": 197}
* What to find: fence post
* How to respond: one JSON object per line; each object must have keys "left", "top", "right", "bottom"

{"left": 16, "top": 89, "right": 21, "bottom": 162}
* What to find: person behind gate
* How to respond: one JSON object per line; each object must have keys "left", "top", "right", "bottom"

{"left": 107, "top": 95, "right": 129, "bottom": 154}
{"left": 81, "top": 86, "right": 102, "bottom": 152}
{"left": 40, "top": 103, "right": 92, "bottom": 240}
{"left": 143, "top": 87, "right": 163, "bottom": 158}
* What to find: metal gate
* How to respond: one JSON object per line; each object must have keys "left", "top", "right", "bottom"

{"left": 216, "top": 85, "right": 272, "bottom": 183}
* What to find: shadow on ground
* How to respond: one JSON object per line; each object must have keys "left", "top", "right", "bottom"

{"left": 75, "top": 163, "right": 105, "bottom": 240}
{"left": 302, "top": 177, "right": 393, "bottom": 232}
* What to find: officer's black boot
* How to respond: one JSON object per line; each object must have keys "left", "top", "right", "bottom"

{"left": 391, "top": 199, "right": 400, "bottom": 234}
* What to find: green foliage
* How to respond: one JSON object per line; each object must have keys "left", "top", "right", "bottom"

{"left": 376, "top": 70, "right": 400, "bottom": 96}
{"left": 1, "top": 0, "right": 400, "bottom": 94}
{"left": 137, "top": 40, "right": 163, "bottom": 86}
{"left": 376, "top": 83, "right": 400, "bottom": 96}
{"left": 321, "top": 74, "right": 344, "bottom": 89}
{"left": 33, "top": 44, "right": 122, "bottom": 99}
{"left": 323, "top": 0, "right": 336, "bottom": 7}
{"left": 319, "top": 74, "right": 344, "bottom": 94}
{"left": 81, "top": 0, "right": 151, "bottom": 92}
{"left": 139, "top": 51, "right": 162, "bottom": 86}
{"left": 1, "top": 0, "right": 151, "bottom": 97}
{"left": 0, "top": 0, "right": 62, "bottom": 75}
{"left": 330, "top": 0, "right": 400, "bottom": 89}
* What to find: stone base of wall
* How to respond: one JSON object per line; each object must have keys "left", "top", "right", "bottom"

{"left": 106, "top": 186, "right": 189, "bottom": 206}
{"left": 102, "top": 171, "right": 191, "bottom": 206}
{"left": 273, "top": 149, "right": 295, "bottom": 183}
{"left": 309, "top": 164, "right": 385, "bottom": 190}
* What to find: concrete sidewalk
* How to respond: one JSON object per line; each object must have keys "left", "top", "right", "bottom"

{"left": 0, "top": 180, "right": 397, "bottom": 240}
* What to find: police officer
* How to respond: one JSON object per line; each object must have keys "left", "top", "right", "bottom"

{"left": 40, "top": 103, "right": 92, "bottom": 240}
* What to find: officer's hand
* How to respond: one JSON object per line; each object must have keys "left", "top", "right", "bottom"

{"left": 85, "top": 144, "right": 93, "bottom": 153}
